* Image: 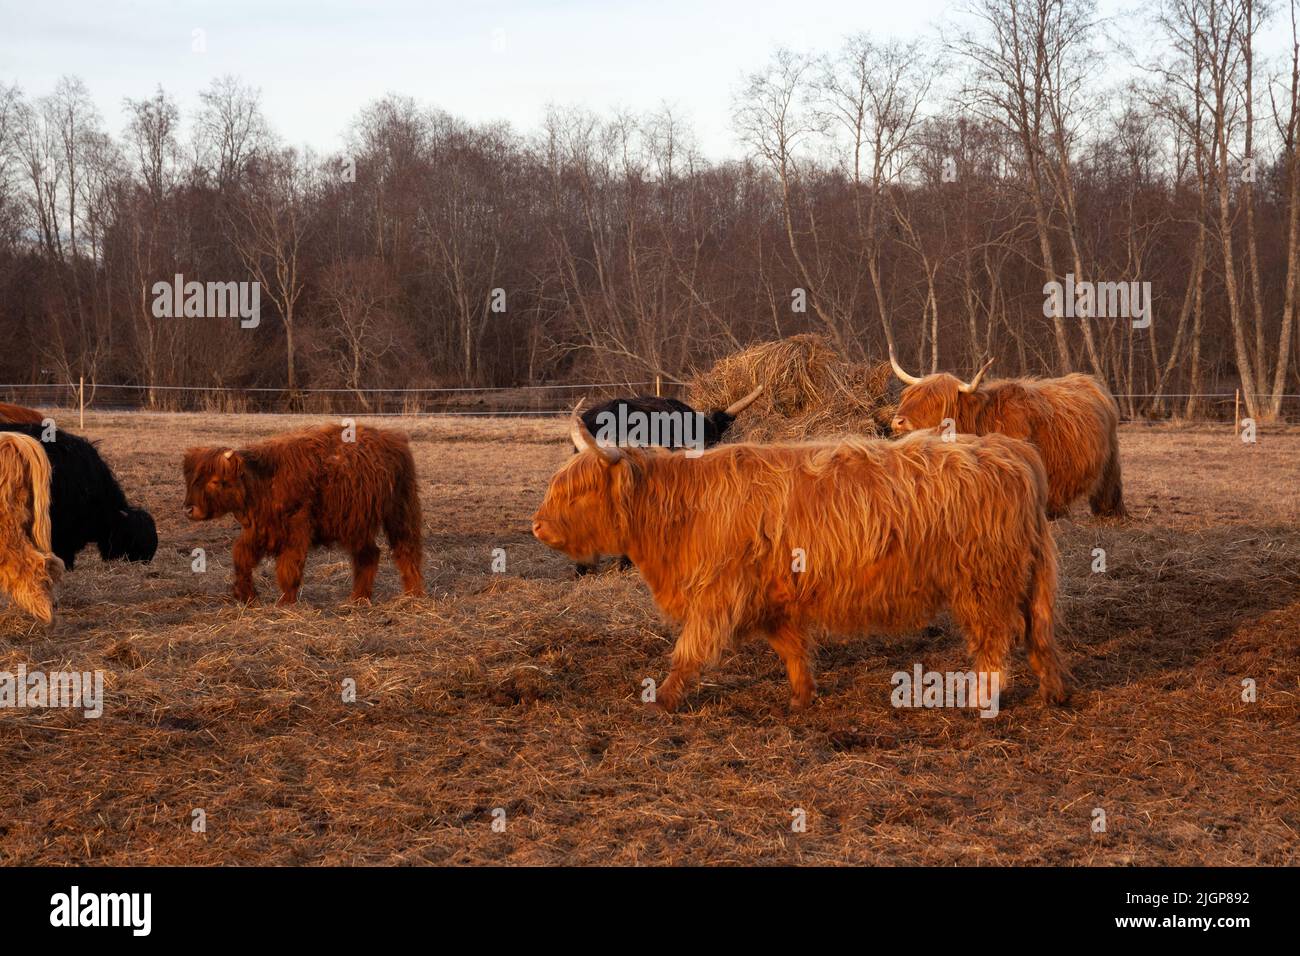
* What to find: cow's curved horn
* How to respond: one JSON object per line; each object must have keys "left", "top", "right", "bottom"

{"left": 959, "top": 357, "right": 995, "bottom": 394}
{"left": 888, "top": 348, "right": 924, "bottom": 386}
{"left": 724, "top": 384, "right": 763, "bottom": 417}
{"left": 569, "top": 400, "right": 622, "bottom": 464}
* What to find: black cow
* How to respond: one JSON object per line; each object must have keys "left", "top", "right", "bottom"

{"left": 578, "top": 385, "right": 763, "bottom": 451}
{"left": 570, "top": 385, "right": 763, "bottom": 575}
{"left": 0, "top": 424, "right": 157, "bottom": 570}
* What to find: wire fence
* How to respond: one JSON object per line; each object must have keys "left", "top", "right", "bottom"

{"left": 1, "top": 381, "right": 1297, "bottom": 423}
{"left": 0, "top": 380, "right": 678, "bottom": 418}
{"left": 1111, "top": 392, "right": 1300, "bottom": 424}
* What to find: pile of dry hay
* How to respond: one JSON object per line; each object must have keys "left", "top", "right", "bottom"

{"left": 687, "top": 334, "right": 895, "bottom": 442}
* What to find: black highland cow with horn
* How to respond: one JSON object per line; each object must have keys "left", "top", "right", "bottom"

{"left": 568, "top": 385, "right": 764, "bottom": 575}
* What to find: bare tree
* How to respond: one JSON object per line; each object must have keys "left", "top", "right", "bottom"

{"left": 0, "top": 44, "right": 1296, "bottom": 417}
{"left": 735, "top": 50, "right": 845, "bottom": 346}
{"left": 195, "top": 75, "right": 270, "bottom": 191}
{"left": 816, "top": 34, "right": 933, "bottom": 357}
{"left": 312, "top": 258, "right": 403, "bottom": 407}
{"left": 952, "top": 0, "right": 1100, "bottom": 373}
{"left": 229, "top": 147, "right": 314, "bottom": 397}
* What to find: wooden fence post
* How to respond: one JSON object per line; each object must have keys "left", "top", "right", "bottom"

{"left": 1234, "top": 388, "right": 1240, "bottom": 435}
{"left": 79, "top": 376, "right": 85, "bottom": 430}
{"left": 655, "top": 374, "right": 661, "bottom": 397}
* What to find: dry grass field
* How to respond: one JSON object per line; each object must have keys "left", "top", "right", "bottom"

{"left": 1, "top": 411, "right": 1297, "bottom": 865}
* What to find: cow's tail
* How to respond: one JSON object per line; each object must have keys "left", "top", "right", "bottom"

{"left": 1023, "top": 517, "right": 1070, "bottom": 705}
{"left": 1089, "top": 434, "right": 1127, "bottom": 519}
{"left": 1087, "top": 383, "right": 1127, "bottom": 520}
{"left": 0, "top": 432, "right": 54, "bottom": 552}
{"left": 383, "top": 434, "right": 425, "bottom": 597}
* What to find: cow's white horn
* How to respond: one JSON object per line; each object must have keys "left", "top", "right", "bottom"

{"left": 888, "top": 348, "right": 924, "bottom": 386}
{"left": 724, "top": 384, "right": 764, "bottom": 417}
{"left": 959, "top": 357, "right": 995, "bottom": 394}
{"left": 569, "top": 401, "right": 622, "bottom": 464}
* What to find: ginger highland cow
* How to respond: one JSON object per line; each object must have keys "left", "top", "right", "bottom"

{"left": 0, "top": 431, "right": 63, "bottom": 623}
{"left": 888, "top": 353, "right": 1126, "bottom": 520}
{"left": 183, "top": 423, "right": 424, "bottom": 605}
{"left": 532, "top": 407, "right": 1070, "bottom": 713}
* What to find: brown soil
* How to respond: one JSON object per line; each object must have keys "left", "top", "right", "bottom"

{"left": 1, "top": 413, "right": 1296, "bottom": 865}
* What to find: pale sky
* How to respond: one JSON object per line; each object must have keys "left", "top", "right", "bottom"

{"left": 0, "top": 0, "right": 954, "bottom": 158}
{"left": 1, "top": 0, "right": 1294, "bottom": 160}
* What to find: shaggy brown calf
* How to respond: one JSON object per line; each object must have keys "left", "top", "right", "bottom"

{"left": 533, "top": 409, "right": 1069, "bottom": 713}
{"left": 0, "top": 432, "right": 63, "bottom": 623}
{"left": 0, "top": 402, "right": 46, "bottom": 424}
{"left": 183, "top": 424, "right": 424, "bottom": 604}
{"left": 888, "top": 354, "right": 1126, "bottom": 519}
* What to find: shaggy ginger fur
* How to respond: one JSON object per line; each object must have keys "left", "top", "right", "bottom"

{"left": 183, "top": 424, "right": 424, "bottom": 605}
{"left": 0, "top": 402, "right": 46, "bottom": 424}
{"left": 891, "top": 372, "right": 1126, "bottom": 519}
{"left": 0, "top": 432, "right": 64, "bottom": 623}
{"left": 533, "top": 425, "right": 1070, "bottom": 713}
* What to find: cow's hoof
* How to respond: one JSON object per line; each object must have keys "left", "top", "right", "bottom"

{"left": 1040, "top": 683, "right": 1072, "bottom": 706}
{"left": 646, "top": 693, "right": 680, "bottom": 715}
{"left": 1093, "top": 513, "right": 1130, "bottom": 526}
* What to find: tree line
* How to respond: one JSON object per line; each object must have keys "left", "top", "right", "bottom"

{"left": 1, "top": 0, "right": 1297, "bottom": 419}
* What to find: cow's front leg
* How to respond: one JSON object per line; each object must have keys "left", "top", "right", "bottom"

{"left": 655, "top": 618, "right": 723, "bottom": 712}
{"left": 231, "top": 533, "right": 261, "bottom": 604}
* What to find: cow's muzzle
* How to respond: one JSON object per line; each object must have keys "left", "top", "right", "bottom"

{"left": 531, "top": 518, "right": 561, "bottom": 548}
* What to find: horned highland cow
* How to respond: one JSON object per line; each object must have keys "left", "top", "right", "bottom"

{"left": 182, "top": 423, "right": 424, "bottom": 604}
{"left": 0, "top": 423, "right": 158, "bottom": 569}
{"left": 888, "top": 353, "right": 1127, "bottom": 519}
{"left": 578, "top": 385, "right": 764, "bottom": 452}
{"left": 532, "top": 407, "right": 1070, "bottom": 713}
{"left": 0, "top": 431, "right": 63, "bottom": 623}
